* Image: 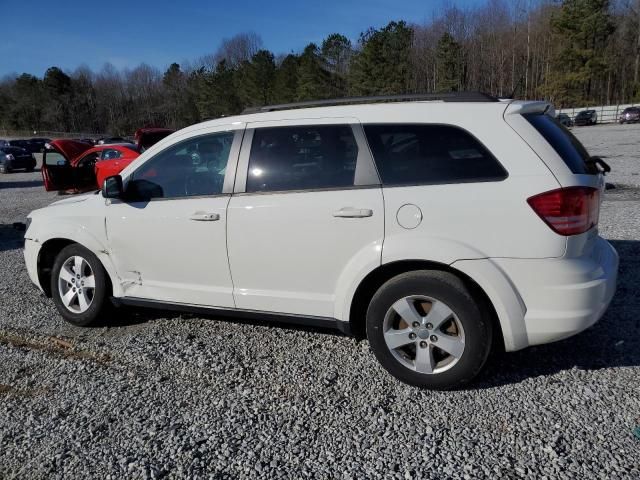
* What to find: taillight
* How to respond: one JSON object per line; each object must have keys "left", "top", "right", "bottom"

{"left": 527, "top": 186, "right": 599, "bottom": 236}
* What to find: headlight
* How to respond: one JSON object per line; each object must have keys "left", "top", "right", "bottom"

{"left": 5, "top": 154, "right": 14, "bottom": 161}
{"left": 25, "top": 217, "right": 32, "bottom": 232}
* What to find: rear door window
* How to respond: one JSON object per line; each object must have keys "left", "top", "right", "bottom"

{"left": 523, "top": 113, "right": 598, "bottom": 175}
{"left": 246, "top": 125, "right": 358, "bottom": 192}
{"left": 363, "top": 124, "right": 507, "bottom": 186}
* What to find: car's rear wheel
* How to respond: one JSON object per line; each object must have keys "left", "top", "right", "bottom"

{"left": 51, "top": 244, "right": 110, "bottom": 326}
{"left": 366, "top": 270, "right": 492, "bottom": 390}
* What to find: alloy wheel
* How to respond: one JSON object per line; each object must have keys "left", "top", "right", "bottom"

{"left": 58, "top": 255, "right": 96, "bottom": 313}
{"left": 383, "top": 295, "right": 465, "bottom": 374}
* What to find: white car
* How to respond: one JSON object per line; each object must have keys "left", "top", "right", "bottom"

{"left": 23, "top": 93, "right": 618, "bottom": 389}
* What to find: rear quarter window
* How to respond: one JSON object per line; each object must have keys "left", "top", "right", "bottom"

{"left": 523, "top": 113, "right": 597, "bottom": 175}
{"left": 363, "top": 124, "right": 507, "bottom": 186}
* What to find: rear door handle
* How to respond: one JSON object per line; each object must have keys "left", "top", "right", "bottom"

{"left": 333, "top": 207, "right": 373, "bottom": 218}
{"left": 190, "top": 212, "right": 220, "bottom": 221}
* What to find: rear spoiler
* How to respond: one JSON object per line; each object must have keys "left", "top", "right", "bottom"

{"left": 504, "top": 101, "right": 554, "bottom": 117}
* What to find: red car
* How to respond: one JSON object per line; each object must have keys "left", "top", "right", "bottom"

{"left": 42, "top": 128, "right": 174, "bottom": 192}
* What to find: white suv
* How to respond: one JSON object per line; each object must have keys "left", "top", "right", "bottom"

{"left": 23, "top": 94, "right": 618, "bottom": 389}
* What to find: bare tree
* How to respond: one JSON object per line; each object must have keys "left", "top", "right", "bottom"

{"left": 214, "top": 32, "right": 263, "bottom": 67}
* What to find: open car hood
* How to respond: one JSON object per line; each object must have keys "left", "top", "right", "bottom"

{"left": 47, "top": 139, "right": 93, "bottom": 162}
{"left": 134, "top": 128, "right": 174, "bottom": 151}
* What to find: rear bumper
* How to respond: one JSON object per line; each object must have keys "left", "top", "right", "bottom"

{"left": 494, "top": 237, "right": 618, "bottom": 347}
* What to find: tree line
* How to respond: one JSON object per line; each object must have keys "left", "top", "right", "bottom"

{"left": 1, "top": 0, "right": 639, "bottom": 135}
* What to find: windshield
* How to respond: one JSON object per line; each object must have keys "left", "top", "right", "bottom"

{"left": 523, "top": 113, "right": 599, "bottom": 175}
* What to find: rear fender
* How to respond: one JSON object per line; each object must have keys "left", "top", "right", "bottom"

{"left": 335, "top": 236, "right": 486, "bottom": 322}
{"left": 336, "top": 234, "right": 528, "bottom": 351}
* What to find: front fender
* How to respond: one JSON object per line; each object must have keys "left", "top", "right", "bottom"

{"left": 27, "top": 218, "right": 124, "bottom": 297}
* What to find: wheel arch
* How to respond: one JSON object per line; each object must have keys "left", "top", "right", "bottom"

{"left": 348, "top": 260, "right": 506, "bottom": 351}
{"left": 37, "top": 238, "right": 76, "bottom": 296}
{"left": 36, "top": 236, "right": 120, "bottom": 298}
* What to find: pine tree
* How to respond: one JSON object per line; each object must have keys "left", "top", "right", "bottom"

{"left": 321, "top": 34, "right": 351, "bottom": 97}
{"left": 348, "top": 21, "right": 413, "bottom": 96}
{"left": 545, "top": 0, "right": 615, "bottom": 105}
{"left": 237, "top": 50, "right": 276, "bottom": 107}
{"left": 195, "top": 60, "right": 242, "bottom": 119}
{"left": 435, "top": 33, "right": 463, "bottom": 92}
{"left": 42, "top": 67, "right": 73, "bottom": 131}
{"left": 296, "top": 44, "right": 331, "bottom": 101}
{"left": 10, "top": 74, "right": 44, "bottom": 130}
{"left": 274, "top": 54, "right": 300, "bottom": 103}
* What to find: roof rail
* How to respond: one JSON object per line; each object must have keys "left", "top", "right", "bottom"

{"left": 242, "top": 92, "right": 498, "bottom": 114}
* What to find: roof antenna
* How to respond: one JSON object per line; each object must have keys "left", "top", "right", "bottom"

{"left": 504, "top": 76, "right": 525, "bottom": 100}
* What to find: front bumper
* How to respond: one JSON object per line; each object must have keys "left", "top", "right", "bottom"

{"left": 24, "top": 238, "right": 44, "bottom": 293}
{"left": 494, "top": 237, "right": 618, "bottom": 347}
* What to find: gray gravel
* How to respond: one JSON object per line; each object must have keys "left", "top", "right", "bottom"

{"left": 1, "top": 126, "right": 640, "bottom": 479}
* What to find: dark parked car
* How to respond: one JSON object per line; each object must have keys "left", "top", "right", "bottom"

{"left": 556, "top": 113, "right": 573, "bottom": 127}
{"left": 0, "top": 146, "right": 36, "bottom": 173}
{"left": 6, "top": 138, "right": 49, "bottom": 153}
{"left": 574, "top": 109, "right": 597, "bottom": 126}
{"left": 7, "top": 139, "right": 31, "bottom": 150}
{"left": 619, "top": 107, "right": 640, "bottom": 124}
{"left": 28, "top": 137, "right": 51, "bottom": 153}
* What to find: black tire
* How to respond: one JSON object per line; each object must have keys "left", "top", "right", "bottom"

{"left": 0, "top": 164, "right": 9, "bottom": 174}
{"left": 50, "top": 244, "right": 111, "bottom": 326}
{"left": 26, "top": 165, "right": 35, "bottom": 172}
{"left": 366, "top": 270, "right": 492, "bottom": 390}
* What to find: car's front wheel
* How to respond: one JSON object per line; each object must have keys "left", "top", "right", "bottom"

{"left": 51, "top": 244, "right": 110, "bottom": 326}
{"left": 366, "top": 270, "right": 492, "bottom": 390}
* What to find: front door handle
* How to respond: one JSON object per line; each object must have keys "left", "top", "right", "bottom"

{"left": 190, "top": 212, "right": 220, "bottom": 221}
{"left": 333, "top": 207, "right": 373, "bottom": 218}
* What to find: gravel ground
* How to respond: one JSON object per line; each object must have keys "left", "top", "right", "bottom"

{"left": 1, "top": 125, "right": 639, "bottom": 479}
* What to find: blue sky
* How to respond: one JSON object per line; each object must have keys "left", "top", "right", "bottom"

{"left": 1, "top": 0, "right": 483, "bottom": 77}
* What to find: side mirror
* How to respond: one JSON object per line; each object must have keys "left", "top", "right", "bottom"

{"left": 102, "top": 175, "right": 123, "bottom": 199}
